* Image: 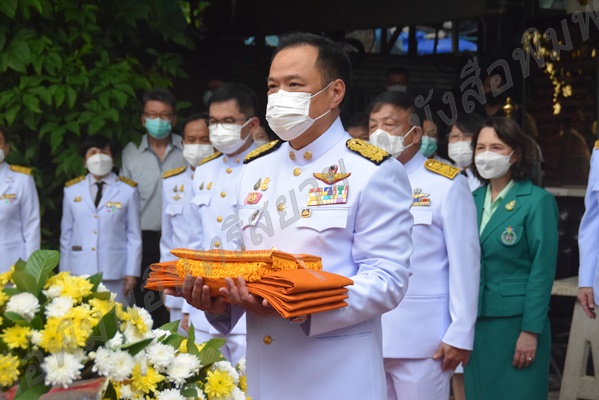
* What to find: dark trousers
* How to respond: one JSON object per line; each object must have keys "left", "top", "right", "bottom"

{"left": 133, "top": 230, "right": 170, "bottom": 328}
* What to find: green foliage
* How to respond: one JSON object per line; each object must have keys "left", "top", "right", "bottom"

{"left": 0, "top": 0, "right": 194, "bottom": 247}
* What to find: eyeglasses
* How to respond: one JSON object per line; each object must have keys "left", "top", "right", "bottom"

{"left": 448, "top": 131, "right": 474, "bottom": 142}
{"left": 206, "top": 117, "right": 250, "bottom": 131}
{"left": 143, "top": 112, "right": 174, "bottom": 120}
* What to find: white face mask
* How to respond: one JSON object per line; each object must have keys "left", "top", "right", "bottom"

{"left": 369, "top": 126, "right": 416, "bottom": 158}
{"left": 253, "top": 139, "right": 269, "bottom": 147}
{"left": 183, "top": 144, "right": 214, "bottom": 167}
{"left": 86, "top": 154, "right": 113, "bottom": 178}
{"left": 448, "top": 141, "right": 474, "bottom": 168}
{"left": 265, "top": 82, "right": 333, "bottom": 141}
{"left": 474, "top": 150, "right": 513, "bottom": 179}
{"left": 209, "top": 119, "right": 251, "bottom": 155}
{"left": 0, "top": 149, "right": 4, "bottom": 164}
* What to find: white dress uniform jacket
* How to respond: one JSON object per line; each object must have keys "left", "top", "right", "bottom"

{"left": 382, "top": 151, "right": 480, "bottom": 358}
{"left": 160, "top": 165, "right": 194, "bottom": 316}
{"left": 0, "top": 162, "right": 40, "bottom": 272}
{"left": 182, "top": 145, "right": 256, "bottom": 360}
{"left": 209, "top": 118, "right": 414, "bottom": 400}
{"left": 59, "top": 173, "right": 142, "bottom": 281}
{"left": 579, "top": 144, "right": 599, "bottom": 304}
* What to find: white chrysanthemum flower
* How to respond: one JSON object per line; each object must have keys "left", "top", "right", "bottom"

{"left": 166, "top": 353, "right": 202, "bottom": 386}
{"left": 230, "top": 386, "right": 247, "bottom": 400}
{"left": 6, "top": 292, "right": 40, "bottom": 321}
{"left": 236, "top": 356, "right": 246, "bottom": 375}
{"left": 92, "top": 347, "right": 134, "bottom": 382}
{"left": 122, "top": 307, "right": 154, "bottom": 343}
{"left": 97, "top": 282, "right": 109, "bottom": 292}
{"left": 68, "top": 348, "right": 88, "bottom": 363}
{"left": 119, "top": 383, "right": 139, "bottom": 400}
{"left": 105, "top": 332, "right": 124, "bottom": 350}
{"left": 214, "top": 360, "right": 239, "bottom": 383}
{"left": 156, "top": 388, "right": 186, "bottom": 400}
{"left": 41, "top": 352, "right": 84, "bottom": 388}
{"left": 195, "top": 388, "right": 207, "bottom": 400}
{"left": 30, "top": 330, "right": 43, "bottom": 347}
{"left": 146, "top": 342, "right": 176, "bottom": 372}
{"left": 152, "top": 328, "right": 170, "bottom": 340}
{"left": 42, "top": 285, "right": 62, "bottom": 298}
{"left": 45, "top": 296, "right": 74, "bottom": 319}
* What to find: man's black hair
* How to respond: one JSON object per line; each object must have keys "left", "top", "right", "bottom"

{"left": 142, "top": 89, "right": 177, "bottom": 111}
{"left": 273, "top": 32, "right": 352, "bottom": 102}
{"left": 79, "top": 135, "right": 113, "bottom": 158}
{"left": 367, "top": 91, "right": 425, "bottom": 128}
{"left": 208, "top": 83, "right": 259, "bottom": 118}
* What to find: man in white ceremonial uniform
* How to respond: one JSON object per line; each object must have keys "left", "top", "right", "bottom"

{"left": 368, "top": 91, "right": 480, "bottom": 400}
{"left": 161, "top": 113, "right": 213, "bottom": 324}
{"left": 170, "top": 33, "right": 414, "bottom": 400}
{"left": 181, "top": 83, "right": 261, "bottom": 365}
{"left": 0, "top": 127, "right": 40, "bottom": 272}
{"left": 60, "top": 135, "right": 142, "bottom": 305}
{"left": 578, "top": 140, "right": 599, "bottom": 319}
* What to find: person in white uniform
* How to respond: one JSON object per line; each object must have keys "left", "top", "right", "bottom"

{"left": 368, "top": 91, "right": 480, "bottom": 400}
{"left": 181, "top": 83, "right": 260, "bottom": 365}
{"left": 578, "top": 140, "right": 599, "bottom": 319}
{"left": 169, "top": 32, "right": 414, "bottom": 400}
{"left": 447, "top": 113, "right": 485, "bottom": 193}
{"left": 60, "top": 135, "right": 142, "bottom": 305}
{"left": 0, "top": 127, "right": 40, "bottom": 272}
{"left": 160, "top": 113, "right": 213, "bottom": 323}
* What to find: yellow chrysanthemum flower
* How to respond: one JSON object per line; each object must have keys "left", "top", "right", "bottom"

{"left": 39, "top": 306, "right": 96, "bottom": 352}
{"left": 131, "top": 364, "right": 165, "bottom": 394}
{"left": 0, "top": 354, "right": 20, "bottom": 387}
{"left": 178, "top": 339, "right": 188, "bottom": 353}
{"left": 204, "top": 369, "right": 235, "bottom": 399}
{"left": 0, "top": 290, "right": 9, "bottom": 307}
{"left": 122, "top": 307, "right": 149, "bottom": 336}
{"left": 88, "top": 298, "right": 114, "bottom": 318}
{"left": 0, "top": 325, "right": 31, "bottom": 350}
{"left": 239, "top": 375, "right": 248, "bottom": 393}
{"left": 44, "top": 272, "right": 93, "bottom": 303}
{"left": 0, "top": 267, "right": 14, "bottom": 287}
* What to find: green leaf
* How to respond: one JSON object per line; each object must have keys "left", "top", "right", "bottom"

{"left": 11, "top": 271, "right": 37, "bottom": 293}
{"left": 4, "top": 311, "right": 28, "bottom": 323}
{"left": 86, "top": 291, "right": 111, "bottom": 301}
{"left": 66, "top": 87, "right": 76, "bottom": 109}
{"left": 87, "top": 272, "right": 103, "bottom": 291}
{"left": 55, "top": 86, "right": 66, "bottom": 107}
{"left": 181, "top": 383, "right": 201, "bottom": 397}
{"left": 30, "top": 315, "right": 44, "bottom": 330}
{"left": 29, "top": 87, "right": 52, "bottom": 106}
{"left": 161, "top": 333, "right": 184, "bottom": 349}
{"left": 0, "top": 0, "right": 17, "bottom": 18}
{"left": 13, "top": 258, "right": 27, "bottom": 272}
{"left": 24, "top": 249, "right": 60, "bottom": 296}
{"left": 5, "top": 104, "right": 21, "bottom": 125}
{"left": 23, "top": 94, "right": 42, "bottom": 113}
{"left": 159, "top": 320, "right": 180, "bottom": 333}
{"left": 103, "top": 381, "right": 117, "bottom": 400}
{"left": 121, "top": 337, "right": 154, "bottom": 356}
{"left": 14, "top": 380, "right": 50, "bottom": 400}
{"left": 198, "top": 347, "right": 222, "bottom": 367}
{"left": 89, "top": 116, "right": 105, "bottom": 134}
{"left": 85, "top": 307, "right": 118, "bottom": 351}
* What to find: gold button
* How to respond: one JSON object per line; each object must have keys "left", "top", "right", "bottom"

{"left": 214, "top": 241, "right": 221, "bottom": 248}
{"left": 277, "top": 203, "right": 285, "bottom": 212}
{"left": 223, "top": 157, "right": 227, "bottom": 162}
{"left": 221, "top": 191, "right": 226, "bottom": 198}
{"left": 217, "top": 216, "right": 223, "bottom": 222}
{"left": 293, "top": 167, "right": 301, "bottom": 177}
{"left": 94, "top": 214, "right": 98, "bottom": 219}
{"left": 235, "top": 157, "right": 240, "bottom": 163}
{"left": 91, "top": 247, "right": 96, "bottom": 251}
{"left": 289, "top": 151, "right": 296, "bottom": 160}
{"left": 303, "top": 151, "right": 312, "bottom": 160}
{"left": 226, "top": 167, "right": 232, "bottom": 174}
{"left": 93, "top": 230, "right": 97, "bottom": 234}
{"left": 263, "top": 335, "right": 272, "bottom": 345}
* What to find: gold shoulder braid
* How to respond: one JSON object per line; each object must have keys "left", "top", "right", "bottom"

{"left": 65, "top": 175, "right": 85, "bottom": 187}
{"left": 162, "top": 166, "right": 186, "bottom": 179}
{"left": 244, "top": 140, "right": 283, "bottom": 164}
{"left": 198, "top": 151, "right": 223, "bottom": 166}
{"left": 424, "top": 159, "right": 460, "bottom": 180}
{"left": 346, "top": 138, "right": 391, "bottom": 165}
{"left": 119, "top": 176, "right": 138, "bottom": 187}
{"left": 595, "top": 140, "right": 599, "bottom": 150}
{"left": 9, "top": 165, "right": 32, "bottom": 175}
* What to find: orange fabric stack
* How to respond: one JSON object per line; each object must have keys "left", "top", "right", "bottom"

{"left": 144, "top": 248, "right": 354, "bottom": 318}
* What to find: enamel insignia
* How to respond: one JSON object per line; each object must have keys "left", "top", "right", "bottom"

{"left": 313, "top": 165, "right": 351, "bottom": 185}
{"left": 260, "top": 177, "right": 270, "bottom": 191}
{"left": 245, "top": 192, "right": 262, "bottom": 205}
{"left": 301, "top": 208, "right": 312, "bottom": 218}
{"left": 1, "top": 194, "right": 16, "bottom": 203}
{"left": 207, "top": 182, "right": 213, "bottom": 190}
{"left": 199, "top": 182, "right": 204, "bottom": 191}
{"left": 501, "top": 226, "right": 517, "bottom": 245}
{"left": 74, "top": 196, "right": 82, "bottom": 203}
{"left": 307, "top": 185, "right": 348, "bottom": 206}
{"left": 106, "top": 202, "right": 122, "bottom": 212}
{"left": 412, "top": 188, "right": 431, "bottom": 206}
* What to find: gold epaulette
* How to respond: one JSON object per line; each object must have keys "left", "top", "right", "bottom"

{"left": 345, "top": 138, "right": 391, "bottom": 165}
{"left": 244, "top": 140, "right": 283, "bottom": 164}
{"left": 198, "top": 151, "right": 223, "bottom": 166}
{"left": 9, "top": 165, "right": 32, "bottom": 175}
{"left": 162, "top": 166, "right": 186, "bottom": 179}
{"left": 118, "top": 176, "right": 137, "bottom": 187}
{"left": 65, "top": 175, "right": 85, "bottom": 187}
{"left": 424, "top": 159, "right": 460, "bottom": 180}
{"left": 595, "top": 140, "right": 599, "bottom": 150}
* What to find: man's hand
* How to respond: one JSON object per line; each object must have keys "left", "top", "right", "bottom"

{"left": 578, "top": 287, "right": 596, "bottom": 319}
{"left": 164, "top": 275, "right": 229, "bottom": 315}
{"left": 513, "top": 331, "right": 537, "bottom": 369}
{"left": 219, "top": 277, "right": 279, "bottom": 317}
{"left": 432, "top": 342, "right": 471, "bottom": 371}
{"left": 181, "top": 313, "right": 190, "bottom": 333}
{"left": 123, "top": 276, "right": 137, "bottom": 295}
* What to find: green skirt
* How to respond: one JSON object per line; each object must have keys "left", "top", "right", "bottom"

{"left": 464, "top": 315, "right": 551, "bottom": 400}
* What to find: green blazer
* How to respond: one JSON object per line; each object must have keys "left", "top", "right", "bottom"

{"left": 473, "top": 180, "right": 558, "bottom": 334}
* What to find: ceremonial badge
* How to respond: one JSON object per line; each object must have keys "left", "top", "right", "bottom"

{"left": 307, "top": 185, "right": 348, "bottom": 206}
{"left": 301, "top": 208, "right": 312, "bottom": 218}
{"left": 412, "top": 188, "right": 431, "bottom": 206}
{"left": 245, "top": 192, "right": 262, "bottom": 205}
{"left": 254, "top": 178, "right": 261, "bottom": 190}
{"left": 207, "top": 182, "right": 213, "bottom": 190}
{"left": 313, "top": 165, "right": 351, "bottom": 185}
{"left": 260, "top": 177, "right": 270, "bottom": 191}
{"left": 1, "top": 194, "right": 16, "bottom": 203}
{"left": 505, "top": 200, "right": 516, "bottom": 211}
{"left": 250, "top": 209, "right": 262, "bottom": 224}
{"left": 501, "top": 226, "right": 517, "bottom": 245}
{"left": 199, "top": 182, "right": 204, "bottom": 191}
{"left": 74, "top": 196, "right": 82, "bottom": 203}
{"left": 106, "top": 202, "right": 122, "bottom": 212}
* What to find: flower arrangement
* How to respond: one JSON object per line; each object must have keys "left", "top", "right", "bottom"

{"left": 0, "top": 250, "right": 249, "bottom": 400}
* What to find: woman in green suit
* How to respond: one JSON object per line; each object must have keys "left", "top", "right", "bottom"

{"left": 464, "top": 117, "right": 558, "bottom": 399}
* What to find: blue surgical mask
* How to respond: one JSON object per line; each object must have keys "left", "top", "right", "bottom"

{"left": 420, "top": 136, "right": 438, "bottom": 157}
{"left": 145, "top": 118, "right": 172, "bottom": 139}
